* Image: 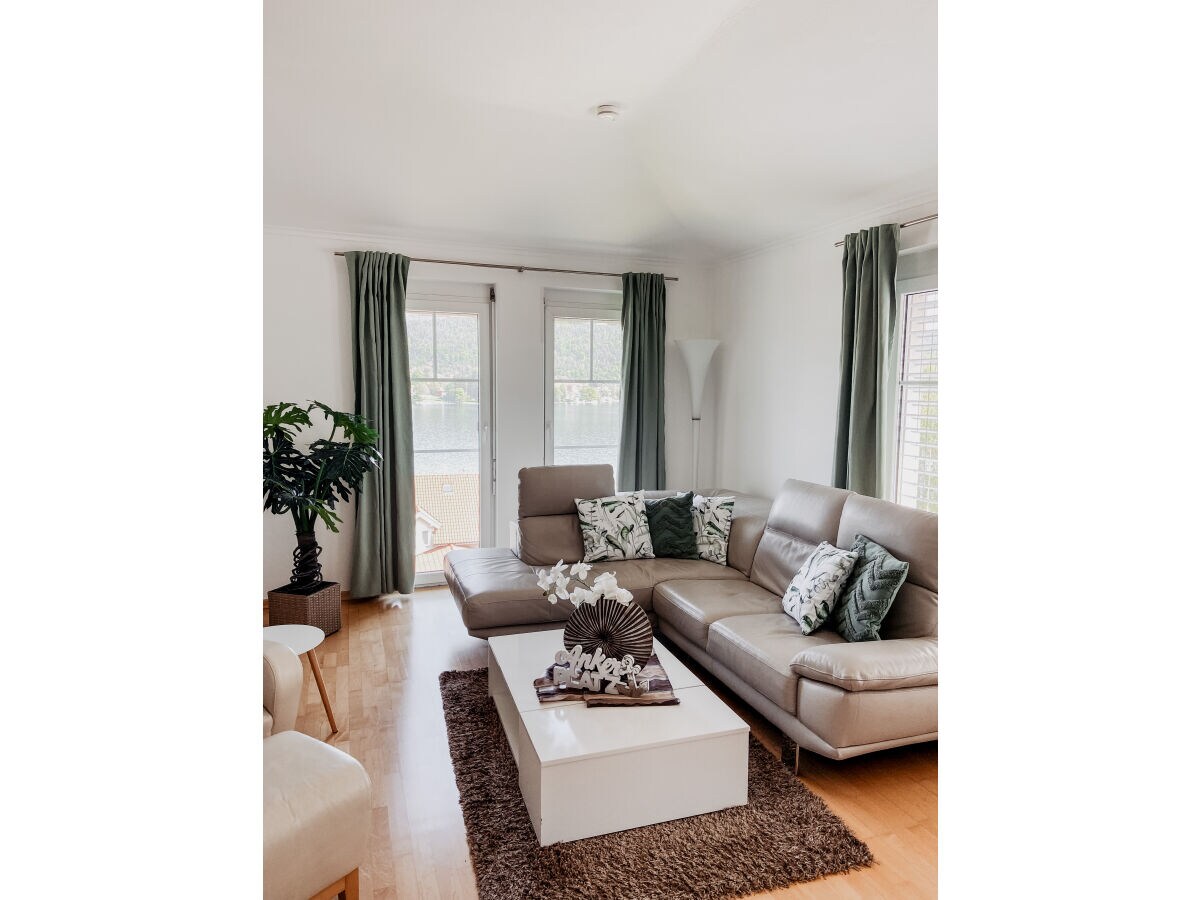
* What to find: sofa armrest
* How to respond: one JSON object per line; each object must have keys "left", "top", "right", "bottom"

{"left": 264, "top": 639, "right": 302, "bottom": 735}
{"left": 790, "top": 637, "right": 937, "bottom": 692}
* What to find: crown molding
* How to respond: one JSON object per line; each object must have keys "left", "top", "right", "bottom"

{"left": 717, "top": 189, "right": 939, "bottom": 267}
{"left": 263, "top": 223, "right": 691, "bottom": 271}
{"left": 264, "top": 186, "right": 935, "bottom": 274}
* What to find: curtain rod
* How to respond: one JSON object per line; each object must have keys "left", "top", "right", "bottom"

{"left": 833, "top": 213, "right": 938, "bottom": 248}
{"left": 332, "top": 252, "right": 678, "bottom": 282}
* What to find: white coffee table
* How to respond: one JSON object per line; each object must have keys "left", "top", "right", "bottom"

{"left": 487, "top": 629, "right": 748, "bottom": 846}
{"left": 263, "top": 624, "right": 338, "bottom": 736}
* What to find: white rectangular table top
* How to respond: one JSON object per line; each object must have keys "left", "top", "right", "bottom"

{"left": 488, "top": 629, "right": 748, "bottom": 767}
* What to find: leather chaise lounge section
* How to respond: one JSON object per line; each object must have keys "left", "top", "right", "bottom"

{"left": 445, "top": 464, "right": 937, "bottom": 760}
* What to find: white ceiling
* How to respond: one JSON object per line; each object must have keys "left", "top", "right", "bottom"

{"left": 265, "top": 0, "right": 936, "bottom": 258}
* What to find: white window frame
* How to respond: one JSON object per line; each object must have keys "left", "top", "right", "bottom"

{"left": 406, "top": 288, "right": 495, "bottom": 586}
{"left": 891, "top": 274, "right": 938, "bottom": 511}
{"left": 543, "top": 290, "right": 622, "bottom": 470}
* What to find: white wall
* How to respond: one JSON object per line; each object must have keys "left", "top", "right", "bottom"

{"left": 264, "top": 227, "right": 718, "bottom": 594}
{"left": 709, "top": 195, "right": 938, "bottom": 500}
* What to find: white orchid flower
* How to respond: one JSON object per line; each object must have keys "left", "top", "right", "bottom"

{"left": 612, "top": 587, "right": 634, "bottom": 606}
{"left": 536, "top": 570, "right": 555, "bottom": 594}
{"left": 555, "top": 578, "right": 570, "bottom": 600}
{"left": 592, "top": 571, "right": 619, "bottom": 597}
{"left": 569, "top": 587, "right": 599, "bottom": 607}
{"left": 569, "top": 561, "right": 592, "bottom": 579}
{"left": 549, "top": 559, "right": 569, "bottom": 579}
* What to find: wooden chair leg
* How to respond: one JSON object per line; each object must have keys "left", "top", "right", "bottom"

{"left": 310, "top": 869, "right": 358, "bottom": 900}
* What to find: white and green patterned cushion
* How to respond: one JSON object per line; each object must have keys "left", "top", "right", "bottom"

{"left": 691, "top": 495, "right": 735, "bottom": 565}
{"left": 781, "top": 542, "right": 860, "bottom": 634}
{"left": 830, "top": 534, "right": 910, "bottom": 642}
{"left": 574, "top": 492, "right": 655, "bottom": 563}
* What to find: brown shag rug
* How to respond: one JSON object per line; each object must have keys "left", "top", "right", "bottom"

{"left": 438, "top": 668, "right": 873, "bottom": 900}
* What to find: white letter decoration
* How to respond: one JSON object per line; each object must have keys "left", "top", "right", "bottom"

{"left": 551, "top": 646, "right": 649, "bottom": 696}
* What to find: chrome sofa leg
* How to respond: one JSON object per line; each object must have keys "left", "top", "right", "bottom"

{"left": 780, "top": 735, "right": 798, "bottom": 775}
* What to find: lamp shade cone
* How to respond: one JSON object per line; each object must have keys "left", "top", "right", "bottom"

{"left": 676, "top": 339, "right": 720, "bottom": 418}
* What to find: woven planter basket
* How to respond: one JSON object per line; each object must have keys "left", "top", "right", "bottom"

{"left": 267, "top": 581, "right": 341, "bottom": 635}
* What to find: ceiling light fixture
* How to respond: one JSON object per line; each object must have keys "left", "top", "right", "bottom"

{"left": 595, "top": 104, "right": 620, "bottom": 121}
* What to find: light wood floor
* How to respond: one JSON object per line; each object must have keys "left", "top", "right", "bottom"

{"left": 286, "top": 588, "right": 937, "bottom": 899}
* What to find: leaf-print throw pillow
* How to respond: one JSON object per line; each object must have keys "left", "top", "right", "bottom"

{"left": 692, "top": 495, "right": 735, "bottom": 565}
{"left": 574, "top": 492, "right": 655, "bottom": 563}
{"left": 781, "top": 542, "right": 860, "bottom": 634}
{"left": 829, "top": 534, "right": 910, "bottom": 642}
{"left": 644, "top": 491, "right": 699, "bottom": 559}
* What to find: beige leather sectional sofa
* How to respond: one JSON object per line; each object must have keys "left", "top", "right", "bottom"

{"left": 445, "top": 465, "right": 937, "bottom": 761}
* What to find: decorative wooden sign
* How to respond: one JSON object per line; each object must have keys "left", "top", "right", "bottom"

{"left": 533, "top": 652, "right": 680, "bottom": 706}
{"left": 551, "top": 645, "right": 647, "bottom": 696}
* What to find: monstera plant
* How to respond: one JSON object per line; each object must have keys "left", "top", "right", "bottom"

{"left": 263, "top": 401, "right": 381, "bottom": 590}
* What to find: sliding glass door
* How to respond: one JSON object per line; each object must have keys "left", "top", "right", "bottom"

{"left": 406, "top": 295, "right": 494, "bottom": 586}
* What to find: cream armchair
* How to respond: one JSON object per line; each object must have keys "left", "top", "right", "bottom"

{"left": 263, "top": 639, "right": 302, "bottom": 737}
{"left": 263, "top": 639, "right": 371, "bottom": 899}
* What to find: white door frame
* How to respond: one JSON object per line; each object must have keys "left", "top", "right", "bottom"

{"left": 407, "top": 290, "right": 495, "bottom": 587}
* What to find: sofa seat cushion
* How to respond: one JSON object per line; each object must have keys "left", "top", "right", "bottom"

{"left": 446, "top": 547, "right": 570, "bottom": 632}
{"left": 602, "top": 558, "right": 747, "bottom": 608}
{"left": 653, "top": 579, "right": 781, "bottom": 647}
{"left": 790, "top": 637, "right": 938, "bottom": 692}
{"left": 707, "top": 614, "right": 845, "bottom": 715}
{"left": 446, "top": 549, "right": 746, "bottom": 633}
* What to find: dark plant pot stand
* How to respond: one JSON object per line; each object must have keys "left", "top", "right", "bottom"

{"left": 268, "top": 580, "right": 341, "bottom": 636}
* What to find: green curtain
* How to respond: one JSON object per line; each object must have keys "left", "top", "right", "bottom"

{"left": 345, "top": 251, "right": 416, "bottom": 598}
{"left": 617, "top": 272, "right": 667, "bottom": 491}
{"left": 833, "top": 225, "right": 900, "bottom": 498}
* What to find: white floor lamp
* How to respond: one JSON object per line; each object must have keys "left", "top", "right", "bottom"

{"left": 676, "top": 339, "right": 720, "bottom": 488}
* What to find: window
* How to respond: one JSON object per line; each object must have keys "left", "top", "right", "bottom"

{"left": 545, "top": 299, "right": 622, "bottom": 474}
{"left": 894, "top": 288, "right": 938, "bottom": 513}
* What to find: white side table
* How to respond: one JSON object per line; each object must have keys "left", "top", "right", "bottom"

{"left": 263, "top": 624, "right": 338, "bottom": 736}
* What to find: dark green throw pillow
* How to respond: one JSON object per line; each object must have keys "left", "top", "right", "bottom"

{"left": 644, "top": 492, "right": 699, "bottom": 559}
{"left": 830, "top": 534, "right": 910, "bottom": 642}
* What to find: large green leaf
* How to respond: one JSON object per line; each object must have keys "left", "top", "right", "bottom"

{"left": 263, "top": 401, "right": 381, "bottom": 535}
{"left": 263, "top": 401, "right": 313, "bottom": 442}
{"left": 310, "top": 401, "right": 380, "bottom": 446}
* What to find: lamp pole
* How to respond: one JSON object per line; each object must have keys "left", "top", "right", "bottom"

{"left": 675, "top": 339, "right": 720, "bottom": 487}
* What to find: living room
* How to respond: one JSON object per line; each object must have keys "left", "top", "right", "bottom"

{"left": 8, "top": 1, "right": 1196, "bottom": 898}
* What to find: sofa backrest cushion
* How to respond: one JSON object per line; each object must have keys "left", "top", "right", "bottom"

{"left": 638, "top": 488, "right": 770, "bottom": 576}
{"left": 835, "top": 493, "right": 938, "bottom": 638}
{"left": 514, "top": 465, "right": 775, "bottom": 571}
{"left": 714, "top": 491, "right": 771, "bottom": 576}
{"left": 515, "top": 515, "right": 584, "bottom": 566}
{"left": 750, "top": 479, "right": 852, "bottom": 596}
{"left": 516, "top": 465, "right": 615, "bottom": 565}
{"left": 518, "top": 464, "right": 614, "bottom": 517}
